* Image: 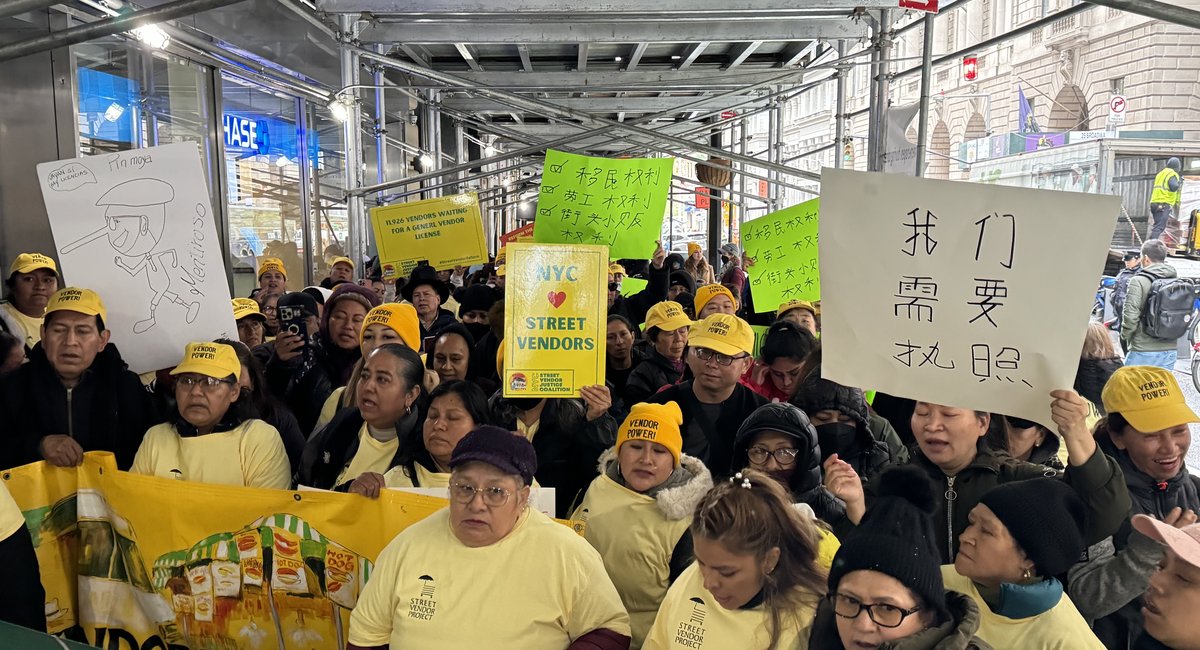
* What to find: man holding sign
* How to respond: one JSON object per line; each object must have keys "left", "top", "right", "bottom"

{"left": 608, "top": 240, "right": 669, "bottom": 326}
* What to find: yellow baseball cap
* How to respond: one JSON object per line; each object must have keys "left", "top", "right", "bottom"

{"left": 330, "top": 256, "right": 355, "bottom": 270}
{"left": 617, "top": 401, "right": 684, "bottom": 466}
{"left": 1102, "top": 365, "right": 1200, "bottom": 433}
{"left": 45, "top": 287, "right": 107, "bottom": 324}
{"left": 361, "top": 303, "right": 420, "bottom": 351}
{"left": 495, "top": 246, "right": 507, "bottom": 265}
{"left": 645, "top": 301, "right": 693, "bottom": 333}
{"left": 609, "top": 263, "right": 626, "bottom": 275}
{"left": 231, "top": 298, "right": 266, "bottom": 322}
{"left": 687, "top": 242, "right": 701, "bottom": 257}
{"left": 496, "top": 264, "right": 506, "bottom": 277}
{"left": 688, "top": 313, "right": 754, "bottom": 358}
{"left": 171, "top": 342, "right": 241, "bottom": 380}
{"left": 9, "top": 253, "right": 57, "bottom": 277}
{"left": 777, "top": 299, "right": 817, "bottom": 318}
{"left": 694, "top": 283, "right": 738, "bottom": 315}
{"left": 258, "top": 258, "right": 287, "bottom": 280}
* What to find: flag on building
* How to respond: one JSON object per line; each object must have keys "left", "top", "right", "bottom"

{"left": 1018, "top": 86, "right": 1041, "bottom": 134}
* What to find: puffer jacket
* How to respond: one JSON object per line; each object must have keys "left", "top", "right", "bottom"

{"left": 1067, "top": 432, "right": 1200, "bottom": 649}
{"left": 840, "top": 441, "right": 1131, "bottom": 564}
{"left": 0, "top": 342, "right": 159, "bottom": 470}
{"left": 490, "top": 394, "right": 618, "bottom": 518}
{"left": 792, "top": 376, "right": 909, "bottom": 483}
{"left": 1121, "top": 262, "right": 1178, "bottom": 352}
{"left": 808, "top": 591, "right": 993, "bottom": 649}
{"left": 1075, "top": 356, "right": 1123, "bottom": 415}
{"left": 623, "top": 348, "right": 685, "bottom": 406}
{"left": 730, "top": 403, "right": 845, "bottom": 523}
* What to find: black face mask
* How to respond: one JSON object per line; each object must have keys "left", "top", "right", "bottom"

{"left": 463, "top": 322, "right": 490, "bottom": 342}
{"left": 816, "top": 422, "right": 859, "bottom": 457}
{"left": 506, "top": 397, "right": 543, "bottom": 412}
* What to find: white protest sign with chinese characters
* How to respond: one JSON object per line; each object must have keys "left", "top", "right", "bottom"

{"left": 819, "top": 168, "right": 1119, "bottom": 425}
{"left": 37, "top": 143, "right": 235, "bottom": 373}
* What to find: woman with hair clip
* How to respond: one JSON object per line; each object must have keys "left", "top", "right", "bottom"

{"left": 643, "top": 468, "right": 838, "bottom": 650}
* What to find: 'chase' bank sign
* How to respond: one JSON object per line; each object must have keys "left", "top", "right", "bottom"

{"left": 223, "top": 114, "right": 267, "bottom": 152}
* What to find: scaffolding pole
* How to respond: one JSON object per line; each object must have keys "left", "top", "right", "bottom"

{"left": 338, "top": 14, "right": 366, "bottom": 268}
{"left": 914, "top": 12, "right": 934, "bottom": 176}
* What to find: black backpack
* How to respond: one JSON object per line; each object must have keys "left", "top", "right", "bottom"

{"left": 1138, "top": 270, "right": 1199, "bottom": 340}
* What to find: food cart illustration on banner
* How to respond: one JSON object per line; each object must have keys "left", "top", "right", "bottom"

{"left": 151, "top": 512, "right": 374, "bottom": 650}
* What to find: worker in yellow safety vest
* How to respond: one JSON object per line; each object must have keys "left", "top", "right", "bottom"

{"left": 1149, "top": 157, "right": 1182, "bottom": 241}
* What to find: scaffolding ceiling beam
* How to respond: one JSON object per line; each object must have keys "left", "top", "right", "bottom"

{"left": 407, "top": 68, "right": 810, "bottom": 91}
{"left": 441, "top": 94, "right": 767, "bottom": 114}
{"left": 317, "top": 0, "right": 896, "bottom": 13}
{"left": 357, "top": 18, "right": 869, "bottom": 43}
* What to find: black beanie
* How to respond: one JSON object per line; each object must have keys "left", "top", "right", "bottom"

{"left": 979, "top": 478, "right": 1087, "bottom": 578}
{"left": 458, "top": 284, "right": 498, "bottom": 319}
{"left": 828, "top": 465, "right": 947, "bottom": 620}
{"left": 791, "top": 375, "right": 870, "bottom": 427}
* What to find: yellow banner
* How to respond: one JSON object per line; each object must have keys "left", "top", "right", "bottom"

{"left": 502, "top": 242, "right": 608, "bottom": 397}
{"left": 5, "top": 453, "right": 447, "bottom": 649}
{"left": 369, "top": 193, "right": 488, "bottom": 277}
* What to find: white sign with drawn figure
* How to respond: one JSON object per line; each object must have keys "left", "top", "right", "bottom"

{"left": 37, "top": 142, "right": 235, "bottom": 373}
{"left": 819, "top": 168, "right": 1120, "bottom": 426}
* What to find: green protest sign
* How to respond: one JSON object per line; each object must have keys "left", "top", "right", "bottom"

{"left": 533, "top": 149, "right": 673, "bottom": 258}
{"left": 751, "top": 325, "right": 770, "bottom": 358}
{"left": 619, "top": 277, "right": 649, "bottom": 297}
{"left": 743, "top": 198, "right": 820, "bottom": 312}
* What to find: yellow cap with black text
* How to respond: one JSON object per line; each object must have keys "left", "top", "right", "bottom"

{"left": 45, "top": 287, "right": 106, "bottom": 324}
{"left": 617, "top": 401, "right": 684, "bottom": 466}
{"left": 171, "top": 342, "right": 241, "bottom": 380}
{"left": 258, "top": 257, "right": 287, "bottom": 280}
{"left": 1102, "top": 365, "right": 1200, "bottom": 433}
{"left": 9, "top": 253, "right": 57, "bottom": 277}
{"left": 361, "top": 303, "right": 420, "bottom": 351}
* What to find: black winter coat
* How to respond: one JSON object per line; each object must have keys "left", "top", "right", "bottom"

{"left": 730, "top": 414, "right": 845, "bottom": 523}
{"left": 646, "top": 382, "right": 767, "bottom": 477}
{"left": 297, "top": 404, "right": 423, "bottom": 490}
{"left": 609, "top": 263, "right": 669, "bottom": 326}
{"left": 489, "top": 395, "right": 617, "bottom": 518}
{"left": 1075, "top": 356, "right": 1123, "bottom": 414}
{"left": 0, "top": 343, "right": 159, "bottom": 470}
{"left": 623, "top": 349, "right": 685, "bottom": 406}
{"left": 264, "top": 337, "right": 360, "bottom": 436}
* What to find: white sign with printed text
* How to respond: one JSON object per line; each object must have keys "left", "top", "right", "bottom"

{"left": 37, "top": 142, "right": 235, "bottom": 373}
{"left": 819, "top": 168, "right": 1120, "bottom": 426}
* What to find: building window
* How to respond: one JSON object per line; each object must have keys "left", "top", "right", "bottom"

{"left": 1014, "top": 0, "right": 1045, "bottom": 25}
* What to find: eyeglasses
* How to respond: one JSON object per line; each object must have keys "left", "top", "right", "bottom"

{"left": 449, "top": 482, "right": 513, "bottom": 507}
{"left": 829, "top": 593, "right": 922, "bottom": 628}
{"left": 177, "top": 376, "right": 237, "bottom": 390}
{"left": 746, "top": 446, "right": 799, "bottom": 465}
{"left": 692, "top": 347, "right": 748, "bottom": 367}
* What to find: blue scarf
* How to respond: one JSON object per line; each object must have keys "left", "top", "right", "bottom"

{"left": 991, "top": 578, "right": 1063, "bottom": 619}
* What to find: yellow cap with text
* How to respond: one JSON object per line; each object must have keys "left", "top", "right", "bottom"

{"left": 46, "top": 287, "right": 107, "bottom": 324}
{"left": 171, "top": 342, "right": 241, "bottom": 380}
{"left": 9, "top": 253, "right": 57, "bottom": 277}
{"left": 232, "top": 298, "right": 266, "bottom": 322}
{"left": 688, "top": 313, "right": 754, "bottom": 358}
{"left": 645, "top": 301, "right": 693, "bottom": 333}
{"left": 361, "top": 303, "right": 420, "bottom": 351}
{"left": 617, "top": 401, "right": 684, "bottom": 466}
{"left": 258, "top": 257, "right": 287, "bottom": 280}
{"left": 1102, "top": 365, "right": 1200, "bottom": 433}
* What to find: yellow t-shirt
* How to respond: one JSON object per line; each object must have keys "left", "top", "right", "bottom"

{"left": 130, "top": 419, "right": 291, "bottom": 489}
{"left": 383, "top": 462, "right": 451, "bottom": 489}
{"left": 348, "top": 507, "right": 631, "bottom": 648}
{"left": 516, "top": 418, "right": 541, "bottom": 441}
{"left": 941, "top": 566, "right": 1104, "bottom": 649}
{"left": 335, "top": 424, "right": 399, "bottom": 487}
{"left": 642, "top": 562, "right": 818, "bottom": 650}
{"left": 0, "top": 480, "right": 26, "bottom": 539}
{"left": 313, "top": 387, "right": 346, "bottom": 435}
{"left": 3, "top": 302, "right": 42, "bottom": 349}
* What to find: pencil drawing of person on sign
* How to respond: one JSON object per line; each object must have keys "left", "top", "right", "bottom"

{"left": 60, "top": 178, "right": 200, "bottom": 333}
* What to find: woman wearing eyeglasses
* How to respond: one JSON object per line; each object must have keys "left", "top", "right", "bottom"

{"left": 731, "top": 402, "right": 845, "bottom": 523}
{"left": 131, "top": 342, "right": 291, "bottom": 489}
{"left": 348, "top": 426, "right": 632, "bottom": 650}
{"left": 642, "top": 468, "right": 835, "bottom": 650}
{"left": 809, "top": 466, "right": 988, "bottom": 649}
{"left": 570, "top": 402, "right": 713, "bottom": 648}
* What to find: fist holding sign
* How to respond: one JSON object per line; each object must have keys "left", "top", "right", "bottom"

{"left": 504, "top": 243, "right": 609, "bottom": 397}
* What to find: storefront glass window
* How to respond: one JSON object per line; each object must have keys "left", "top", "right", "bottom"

{"left": 221, "top": 73, "right": 304, "bottom": 296}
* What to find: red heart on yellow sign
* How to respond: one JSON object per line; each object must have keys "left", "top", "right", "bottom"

{"left": 547, "top": 291, "right": 567, "bottom": 308}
